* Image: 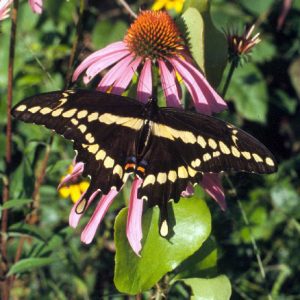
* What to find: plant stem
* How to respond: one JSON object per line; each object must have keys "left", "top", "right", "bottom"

{"left": 221, "top": 61, "right": 237, "bottom": 98}
{"left": 0, "top": 1, "right": 19, "bottom": 299}
{"left": 65, "top": 0, "right": 85, "bottom": 88}
{"left": 117, "top": 0, "right": 137, "bottom": 18}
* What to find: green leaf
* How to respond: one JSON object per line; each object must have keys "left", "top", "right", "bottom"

{"left": 288, "top": 57, "right": 300, "bottom": 99}
{"left": 182, "top": 6, "right": 227, "bottom": 87}
{"left": 174, "top": 236, "right": 218, "bottom": 279}
{"left": 180, "top": 275, "right": 232, "bottom": 300}
{"left": 239, "top": 0, "right": 275, "bottom": 15}
{"left": 8, "top": 223, "right": 48, "bottom": 242}
{"left": 227, "top": 63, "right": 268, "bottom": 123}
{"left": 8, "top": 256, "right": 58, "bottom": 276}
{"left": 114, "top": 197, "right": 211, "bottom": 294}
{"left": 1, "top": 199, "right": 32, "bottom": 210}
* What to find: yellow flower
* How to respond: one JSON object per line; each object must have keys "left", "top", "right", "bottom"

{"left": 152, "top": 0, "right": 185, "bottom": 13}
{"left": 58, "top": 164, "right": 89, "bottom": 203}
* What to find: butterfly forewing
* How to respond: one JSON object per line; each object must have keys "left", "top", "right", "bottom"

{"left": 12, "top": 90, "right": 144, "bottom": 200}
{"left": 157, "top": 107, "right": 277, "bottom": 174}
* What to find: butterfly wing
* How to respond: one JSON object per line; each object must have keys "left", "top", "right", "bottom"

{"left": 137, "top": 107, "right": 277, "bottom": 234}
{"left": 12, "top": 90, "right": 145, "bottom": 211}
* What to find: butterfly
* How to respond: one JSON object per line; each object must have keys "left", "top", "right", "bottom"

{"left": 12, "top": 90, "right": 277, "bottom": 235}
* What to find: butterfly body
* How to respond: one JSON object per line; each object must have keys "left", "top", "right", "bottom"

{"left": 12, "top": 90, "right": 277, "bottom": 231}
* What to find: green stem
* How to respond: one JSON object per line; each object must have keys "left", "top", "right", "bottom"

{"left": 1, "top": 1, "right": 19, "bottom": 299}
{"left": 221, "top": 61, "right": 237, "bottom": 98}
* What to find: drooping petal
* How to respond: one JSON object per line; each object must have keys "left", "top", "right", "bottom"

{"left": 57, "top": 162, "right": 85, "bottom": 190}
{"left": 72, "top": 41, "right": 129, "bottom": 82}
{"left": 158, "top": 59, "right": 182, "bottom": 108}
{"left": 98, "top": 54, "right": 134, "bottom": 92}
{"left": 277, "top": 0, "right": 292, "bottom": 29}
{"left": 83, "top": 51, "right": 131, "bottom": 84}
{"left": 111, "top": 56, "right": 142, "bottom": 95}
{"left": 81, "top": 188, "right": 118, "bottom": 244}
{"left": 126, "top": 178, "right": 144, "bottom": 256}
{"left": 181, "top": 184, "right": 194, "bottom": 197}
{"left": 201, "top": 174, "right": 226, "bottom": 211}
{"left": 28, "top": 0, "right": 43, "bottom": 14}
{"left": 69, "top": 189, "right": 101, "bottom": 228}
{"left": 137, "top": 59, "right": 152, "bottom": 103}
{"left": 169, "top": 57, "right": 227, "bottom": 115}
{"left": 0, "top": 0, "right": 13, "bottom": 20}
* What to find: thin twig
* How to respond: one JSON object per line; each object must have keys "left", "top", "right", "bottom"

{"left": 65, "top": 0, "right": 85, "bottom": 88}
{"left": 116, "top": 0, "right": 137, "bottom": 18}
{"left": 0, "top": 1, "right": 19, "bottom": 299}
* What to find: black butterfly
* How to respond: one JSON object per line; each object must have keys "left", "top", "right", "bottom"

{"left": 12, "top": 90, "right": 277, "bottom": 235}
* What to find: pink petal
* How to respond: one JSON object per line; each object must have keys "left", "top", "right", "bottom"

{"left": 111, "top": 56, "right": 142, "bottom": 95}
{"left": 72, "top": 41, "right": 129, "bottom": 82}
{"left": 0, "top": 0, "right": 12, "bottom": 20}
{"left": 57, "top": 162, "right": 85, "bottom": 190}
{"left": 83, "top": 51, "right": 131, "bottom": 84}
{"left": 137, "top": 59, "right": 152, "bottom": 103}
{"left": 126, "top": 178, "right": 144, "bottom": 256}
{"left": 98, "top": 54, "right": 134, "bottom": 92}
{"left": 201, "top": 174, "right": 226, "bottom": 211}
{"left": 277, "top": 0, "right": 292, "bottom": 29}
{"left": 69, "top": 189, "right": 101, "bottom": 228}
{"left": 181, "top": 184, "right": 194, "bottom": 197}
{"left": 169, "top": 57, "right": 227, "bottom": 115}
{"left": 28, "top": 0, "right": 43, "bottom": 14}
{"left": 80, "top": 188, "right": 118, "bottom": 244}
{"left": 158, "top": 59, "right": 182, "bottom": 108}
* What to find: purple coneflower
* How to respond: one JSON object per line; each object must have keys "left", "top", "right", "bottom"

{"left": 28, "top": 0, "right": 43, "bottom": 14}
{"left": 70, "top": 10, "right": 227, "bottom": 255}
{"left": 0, "top": 0, "right": 13, "bottom": 21}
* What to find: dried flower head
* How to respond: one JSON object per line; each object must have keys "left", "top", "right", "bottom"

{"left": 226, "top": 24, "right": 261, "bottom": 65}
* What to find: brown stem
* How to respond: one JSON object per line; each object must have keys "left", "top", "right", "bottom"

{"left": 116, "top": 0, "right": 137, "bottom": 18}
{"left": 0, "top": 1, "right": 19, "bottom": 299}
{"left": 65, "top": 0, "right": 85, "bottom": 88}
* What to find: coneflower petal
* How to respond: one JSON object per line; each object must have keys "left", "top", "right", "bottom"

{"left": 137, "top": 59, "right": 152, "bottom": 103}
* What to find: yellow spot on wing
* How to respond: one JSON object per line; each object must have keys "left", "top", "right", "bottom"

{"left": 208, "top": 138, "right": 217, "bottom": 149}
{"left": 28, "top": 106, "right": 41, "bottom": 113}
{"left": 231, "top": 146, "right": 240, "bottom": 157}
{"left": 62, "top": 108, "right": 77, "bottom": 118}
{"left": 104, "top": 156, "right": 114, "bottom": 168}
{"left": 157, "top": 172, "right": 167, "bottom": 184}
{"left": 219, "top": 141, "right": 231, "bottom": 154}
{"left": 40, "top": 107, "right": 52, "bottom": 115}
{"left": 52, "top": 108, "right": 63, "bottom": 117}
{"left": 113, "top": 164, "right": 123, "bottom": 178}
{"left": 265, "top": 157, "right": 275, "bottom": 166}
{"left": 78, "top": 124, "right": 87, "bottom": 133}
{"left": 178, "top": 166, "right": 188, "bottom": 178}
{"left": 203, "top": 153, "right": 211, "bottom": 161}
{"left": 143, "top": 174, "right": 155, "bottom": 187}
{"left": 253, "top": 153, "right": 263, "bottom": 162}
{"left": 160, "top": 220, "right": 168, "bottom": 237}
{"left": 152, "top": 123, "right": 197, "bottom": 144}
{"left": 77, "top": 110, "right": 88, "bottom": 119}
{"left": 71, "top": 118, "right": 79, "bottom": 125}
{"left": 88, "top": 144, "right": 99, "bottom": 154}
{"left": 197, "top": 136, "right": 207, "bottom": 148}
{"left": 96, "top": 150, "right": 106, "bottom": 160}
{"left": 88, "top": 112, "right": 99, "bottom": 122}
{"left": 85, "top": 133, "right": 95, "bottom": 143}
{"left": 16, "top": 105, "right": 27, "bottom": 112}
{"left": 168, "top": 170, "right": 177, "bottom": 182}
{"left": 99, "top": 113, "right": 143, "bottom": 130}
{"left": 188, "top": 166, "right": 197, "bottom": 177}
{"left": 241, "top": 151, "right": 251, "bottom": 160}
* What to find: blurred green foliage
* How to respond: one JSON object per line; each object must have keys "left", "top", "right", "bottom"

{"left": 0, "top": 0, "right": 300, "bottom": 299}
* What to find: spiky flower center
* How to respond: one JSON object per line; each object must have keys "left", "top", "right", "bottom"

{"left": 124, "top": 10, "right": 185, "bottom": 60}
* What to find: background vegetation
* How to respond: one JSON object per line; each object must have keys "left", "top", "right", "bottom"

{"left": 0, "top": 0, "right": 299, "bottom": 299}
